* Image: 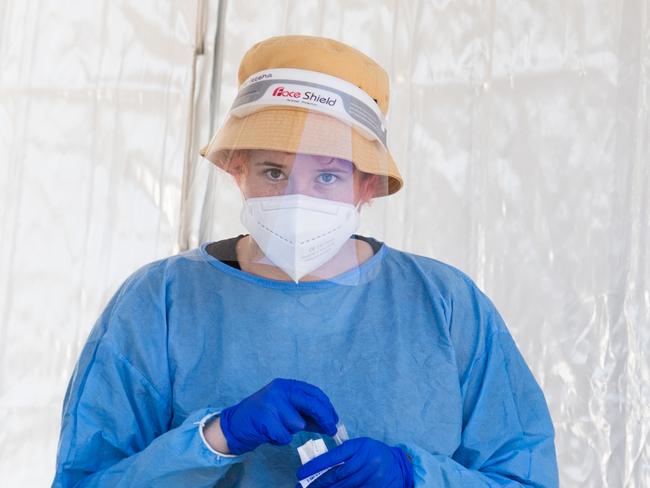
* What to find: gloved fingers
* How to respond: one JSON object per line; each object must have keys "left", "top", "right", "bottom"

{"left": 288, "top": 380, "right": 339, "bottom": 436}
{"left": 324, "top": 468, "right": 373, "bottom": 488}
{"left": 393, "top": 446, "right": 413, "bottom": 477}
{"left": 278, "top": 404, "right": 308, "bottom": 434}
{"left": 299, "top": 465, "right": 345, "bottom": 488}
{"left": 302, "top": 415, "right": 324, "bottom": 433}
{"left": 307, "top": 456, "right": 368, "bottom": 488}
{"left": 259, "top": 412, "right": 293, "bottom": 446}
{"left": 321, "top": 453, "right": 366, "bottom": 481}
{"left": 297, "top": 439, "right": 358, "bottom": 480}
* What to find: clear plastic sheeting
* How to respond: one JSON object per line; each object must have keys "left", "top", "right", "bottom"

{"left": 1, "top": 1, "right": 649, "bottom": 486}
{"left": 0, "top": 0, "right": 217, "bottom": 485}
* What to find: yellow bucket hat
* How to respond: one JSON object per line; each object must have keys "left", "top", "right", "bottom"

{"left": 200, "top": 35, "right": 403, "bottom": 196}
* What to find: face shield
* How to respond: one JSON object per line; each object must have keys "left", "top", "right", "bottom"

{"left": 201, "top": 68, "right": 402, "bottom": 283}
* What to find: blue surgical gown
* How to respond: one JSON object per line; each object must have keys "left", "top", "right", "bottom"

{"left": 52, "top": 241, "right": 559, "bottom": 487}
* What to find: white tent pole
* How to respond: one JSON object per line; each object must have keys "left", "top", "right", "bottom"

{"left": 177, "top": 0, "right": 210, "bottom": 252}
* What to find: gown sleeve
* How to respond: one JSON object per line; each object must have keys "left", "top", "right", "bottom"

{"left": 51, "top": 263, "right": 242, "bottom": 487}
{"left": 399, "top": 272, "right": 559, "bottom": 487}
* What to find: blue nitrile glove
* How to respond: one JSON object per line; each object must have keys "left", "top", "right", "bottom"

{"left": 219, "top": 378, "right": 339, "bottom": 455}
{"left": 295, "top": 437, "right": 414, "bottom": 488}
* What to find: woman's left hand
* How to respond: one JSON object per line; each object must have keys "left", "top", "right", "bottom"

{"left": 295, "top": 437, "right": 414, "bottom": 488}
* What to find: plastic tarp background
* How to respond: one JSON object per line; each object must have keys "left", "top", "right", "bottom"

{"left": 0, "top": 0, "right": 648, "bottom": 486}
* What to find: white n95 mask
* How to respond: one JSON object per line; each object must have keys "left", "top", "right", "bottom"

{"left": 240, "top": 194, "right": 360, "bottom": 282}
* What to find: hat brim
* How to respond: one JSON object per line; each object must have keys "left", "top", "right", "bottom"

{"left": 200, "top": 107, "right": 403, "bottom": 197}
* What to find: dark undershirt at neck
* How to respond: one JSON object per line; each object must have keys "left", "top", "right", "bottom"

{"left": 206, "top": 235, "right": 382, "bottom": 271}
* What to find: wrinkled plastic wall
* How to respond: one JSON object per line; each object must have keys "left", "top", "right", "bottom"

{"left": 1, "top": 1, "right": 649, "bottom": 486}
{"left": 0, "top": 0, "right": 215, "bottom": 484}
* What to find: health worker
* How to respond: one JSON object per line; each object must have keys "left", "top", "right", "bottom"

{"left": 52, "top": 35, "right": 559, "bottom": 488}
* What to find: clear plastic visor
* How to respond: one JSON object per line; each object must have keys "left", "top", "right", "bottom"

{"left": 200, "top": 70, "right": 401, "bottom": 283}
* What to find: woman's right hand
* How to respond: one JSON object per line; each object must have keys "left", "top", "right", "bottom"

{"left": 217, "top": 378, "right": 339, "bottom": 455}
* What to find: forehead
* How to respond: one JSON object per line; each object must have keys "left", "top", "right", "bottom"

{"left": 247, "top": 150, "right": 355, "bottom": 171}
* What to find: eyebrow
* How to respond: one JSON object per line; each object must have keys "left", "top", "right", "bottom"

{"left": 254, "top": 161, "right": 287, "bottom": 168}
{"left": 253, "top": 158, "right": 353, "bottom": 172}
{"left": 317, "top": 167, "right": 352, "bottom": 174}
{"left": 320, "top": 160, "right": 353, "bottom": 173}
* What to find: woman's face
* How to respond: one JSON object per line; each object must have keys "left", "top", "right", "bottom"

{"left": 232, "top": 149, "right": 374, "bottom": 205}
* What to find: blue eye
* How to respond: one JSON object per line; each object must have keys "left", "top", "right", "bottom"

{"left": 264, "top": 168, "right": 285, "bottom": 181}
{"left": 317, "top": 173, "right": 338, "bottom": 185}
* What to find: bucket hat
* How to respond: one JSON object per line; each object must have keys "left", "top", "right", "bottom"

{"left": 200, "top": 35, "right": 403, "bottom": 196}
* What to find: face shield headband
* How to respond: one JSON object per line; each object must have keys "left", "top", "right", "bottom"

{"left": 229, "top": 68, "right": 388, "bottom": 149}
